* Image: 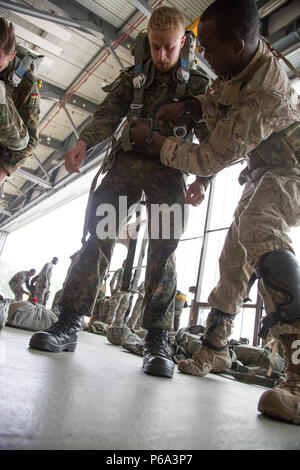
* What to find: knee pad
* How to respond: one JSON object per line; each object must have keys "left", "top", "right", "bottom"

{"left": 257, "top": 250, "right": 300, "bottom": 338}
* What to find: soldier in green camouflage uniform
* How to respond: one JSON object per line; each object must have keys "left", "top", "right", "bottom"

{"left": 0, "top": 17, "right": 40, "bottom": 185}
{"left": 29, "top": 7, "right": 210, "bottom": 379}
{"left": 135, "top": 0, "right": 300, "bottom": 424}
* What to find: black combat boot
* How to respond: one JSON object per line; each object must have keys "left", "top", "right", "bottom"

{"left": 29, "top": 310, "right": 83, "bottom": 352}
{"left": 143, "top": 328, "right": 175, "bottom": 378}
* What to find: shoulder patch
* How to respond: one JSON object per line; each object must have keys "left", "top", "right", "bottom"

{"left": 102, "top": 67, "right": 133, "bottom": 93}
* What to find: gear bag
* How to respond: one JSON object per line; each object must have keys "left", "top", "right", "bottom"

{"left": 6, "top": 300, "right": 58, "bottom": 332}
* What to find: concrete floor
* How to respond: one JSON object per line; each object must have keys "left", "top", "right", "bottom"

{"left": 0, "top": 326, "right": 299, "bottom": 451}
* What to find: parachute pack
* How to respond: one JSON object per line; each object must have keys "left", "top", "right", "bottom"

{"left": 7, "top": 44, "right": 43, "bottom": 89}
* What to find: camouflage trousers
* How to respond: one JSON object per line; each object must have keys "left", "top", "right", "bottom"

{"left": 9, "top": 288, "right": 25, "bottom": 302}
{"left": 126, "top": 293, "right": 143, "bottom": 330}
{"left": 60, "top": 151, "right": 187, "bottom": 330}
{"left": 34, "top": 275, "right": 50, "bottom": 306}
{"left": 0, "top": 80, "right": 29, "bottom": 151}
{"left": 208, "top": 165, "right": 300, "bottom": 316}
{"left": 108, "top": 291, "right": 132, "bottom": 326}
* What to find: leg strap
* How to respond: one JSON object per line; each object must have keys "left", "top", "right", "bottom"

{"left": 206, "top": 308, "right": 236, "bottom": 336}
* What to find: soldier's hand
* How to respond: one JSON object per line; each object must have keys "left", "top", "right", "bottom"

{"left": 129, "top": 120, "right": 166, "bottom": 156}
{"left": 64, "top": 140, "right": 87, "bottom": 173}
{"left": 155, "top": 102, "right": 186, "bottom": 128}
{"left": 156, "top": 99, "right": 203, "bottom": 128}
{"left": 185, "top": 180, "right": 205, "bottom": 206}
{"left": 129, "top": 119, "right": 152, "bottom": 147}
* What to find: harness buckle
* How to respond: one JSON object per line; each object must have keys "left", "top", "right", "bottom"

{"left": 133, "top": 73, "right": 147, "bottom": 89}
{"left": 173, "top": 125, "right": 187, "bottom": 138}
{"left": 176, "top": 67, "right": 190, "bottom": 83}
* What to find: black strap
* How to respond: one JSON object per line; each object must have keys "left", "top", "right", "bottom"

{"left": 243, "top": 270, "right": 262, "bottom": 303}
{"left": 201, "top": 338, "right": 229, "bottom": 352}
{"left": 258, "top": 311, "right": 281, "bottom": 339}
{"left": 206, "top": 308, "right": 235, "bottom": 336}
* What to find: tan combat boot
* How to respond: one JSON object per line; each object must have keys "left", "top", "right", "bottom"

{"left": 178, "top": 309, "right": 235, "bottom": 377}
{"left": 258, "top": 334, "right": 300, "bottom": 425}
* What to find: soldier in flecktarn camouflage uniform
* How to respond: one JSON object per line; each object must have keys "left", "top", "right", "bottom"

{"left": 132, "top": 0, "right": 300, "bottom": 424}
{"left": 29, "top": 7, "right": 211, "bottom": 379}
{"left": 9, "top": 268, "right": 36, "bottom": 301}
{"left": 0, "top": 17, "right": 40, "bottom": 186}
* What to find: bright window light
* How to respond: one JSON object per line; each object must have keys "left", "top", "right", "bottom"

{"left": 292, "top": 79, "right": 300, "bottom": 95}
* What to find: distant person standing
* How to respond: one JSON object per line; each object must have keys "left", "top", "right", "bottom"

{"left": 9, "top": 268, "right": 36, "bottom": 301}
{"left": 34, "top": 257, "right": 58, "bottom": 306}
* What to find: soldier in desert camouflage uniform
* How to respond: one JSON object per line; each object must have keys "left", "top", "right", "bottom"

{"left": 8, "top": 268, "right": 36, "bottom": 301}
{"left": 0, "top": 17, "right": 40, "bottom": 185}
{"left": 106, "top": 261, "right": 130, "bottom": 326}
{"left": 29, "top": 6, "right": 210, "bottom": 379}
{"left": 34, "top": 257, "right": 59, "bottom": 306}
{"left": 126, "top": 281, "right": 145, "bottom": 331}
{"left": 132, "top": 0, "right": 300, "bottom": 424}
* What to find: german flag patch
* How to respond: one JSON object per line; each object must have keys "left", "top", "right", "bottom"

{"left": 31, "top": 93, "right": 39, "bottom": 98}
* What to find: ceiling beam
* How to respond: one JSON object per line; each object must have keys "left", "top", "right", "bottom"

{"left": 0, "top": 0, "right": 131, "bottom": 49}
{"left": 40, "top": 81, "right": 98, "bottom": 115}
{"left": 15, "top": 169, "right": 53, "bottom": 189}
{"left": 127, "top": 0, "right": 153, "bottom": 18}
{"left": 38, "top": 134, "right": 63, "bottom": 151}
{"left": 47, "top": 0, "right": 133, "bottom": 48}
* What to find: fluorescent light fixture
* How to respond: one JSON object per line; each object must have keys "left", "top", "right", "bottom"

{"left": 13, "top": 23, "right": 62, "bottom": 56}
{"left": 14, "top": 12, "right": 72, "bottom": 42}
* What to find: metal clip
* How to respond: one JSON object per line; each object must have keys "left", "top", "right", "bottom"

{"left": 173, "top": 125, "right": 187, "bottom": 138}
{"left": 176, "top": 67, "right": 190, "bottom": 83}
{"left": 133, "top": 73, "right": 147, "bottom": 89}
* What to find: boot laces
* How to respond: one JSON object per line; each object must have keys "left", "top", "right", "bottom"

{"left": 46, "top": 317, "right": 79, "bottom": 335}
{"left": 145, "top": 331, "right": 171, "bottom": 358}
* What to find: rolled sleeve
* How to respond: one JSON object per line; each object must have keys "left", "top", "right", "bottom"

{"left": 160, "top": 91, "right": 287, "bottom": 177}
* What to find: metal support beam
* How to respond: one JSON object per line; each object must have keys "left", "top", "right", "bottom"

{"left": 268, "top": 17, "right": 300, "bottom": 52}
{"left": 0, "top": 0, "right": 125, "bottom": 45}
{"left": 103, "top": 37, "right": 125, "bottom": 70}
{"left": 38, "top": 134, "right": 63, "bottom": 151}
{"left": 0, "top": 209, "right": 12, "bottom": 216}
{"left": 188, "top": 179, "right": 216, "bottom": 326}
{"left": 32, "top": 153, "right": 50, "bottom": 180}
{"left": 15, "top": 169, "right": 53, "bottom": 189}
{"left": 4, "top": 179, "right": 26, "bottom": 197}
{"left": 62, "top": 105, "right": 80, "bottom": 139}
{"left": 40, "top": 81, "right": 98, "bottom": 115}
{"left": 127, "top": 0, "right": 153, "bottom": 18}
{"left": 0, "top": 230, "right": 8, "bottom": 256}
{"left": 257, "top": 0, "right": 289, "bottom": 18}
{"left": 47, "top": 0, "right": 132, "bottom": 46}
